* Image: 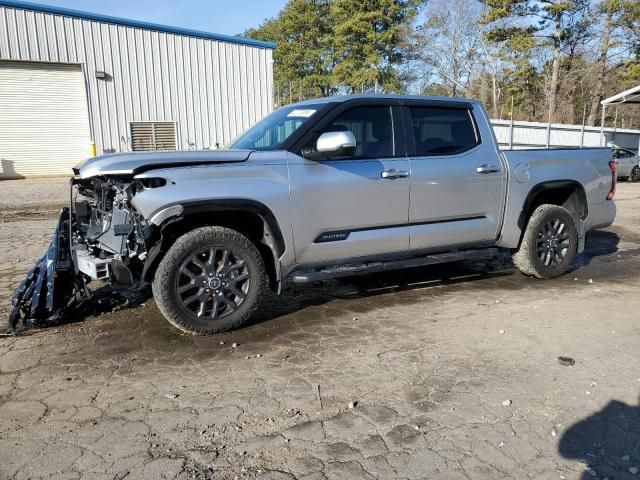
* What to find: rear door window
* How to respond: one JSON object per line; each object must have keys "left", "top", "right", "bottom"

{"left": 409, "top": 107, "right": 479, "bottom": 156}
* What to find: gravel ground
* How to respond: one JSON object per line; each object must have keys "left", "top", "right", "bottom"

{"left": 1, "top": 180, "right": 640, "bottom": 480}
{"left": 0, "top": 177, "right": 69, "bottom": 216}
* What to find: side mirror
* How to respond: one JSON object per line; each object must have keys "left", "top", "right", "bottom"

{"left": 302, "top": 131, "right": 357, "bottom": 160}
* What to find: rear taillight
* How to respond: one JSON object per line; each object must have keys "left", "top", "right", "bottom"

{"left": 607, "top": 161, "right": 617, "bottom": 200}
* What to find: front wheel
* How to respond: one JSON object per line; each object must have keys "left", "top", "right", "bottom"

{"left": 512, "top": 204, "right": 578, "bottom": 279}
{"left": 152, "top": 226, "right": 267, "bottom": 335}
{"left": 630, "top": 166, "right": 640, "bottom": 182}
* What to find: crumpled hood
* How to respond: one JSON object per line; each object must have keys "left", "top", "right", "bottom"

{"left": 74, "top": 149, "right": 253, "bottom": 179}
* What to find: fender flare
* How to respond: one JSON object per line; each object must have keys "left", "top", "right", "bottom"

{"left": 518, "top": 180, "right": 588, "bottom": 230}
{"left": 142, "top": 199, "right": 286, "bottom": 290}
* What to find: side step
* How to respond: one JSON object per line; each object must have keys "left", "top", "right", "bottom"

{"left": 291, "top": 248, "right": 500, "bottom": 284}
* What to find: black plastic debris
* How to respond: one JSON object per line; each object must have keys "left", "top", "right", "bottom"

{"left": 8, "top": 208, "right": 88, "bottom": 333}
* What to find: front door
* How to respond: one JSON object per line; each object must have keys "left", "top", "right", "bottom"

{"left": 405, "top": 103, "right": 506, "bottom": 251}
{"left": 288, "top": 104, "right": 410, "bottom": 265}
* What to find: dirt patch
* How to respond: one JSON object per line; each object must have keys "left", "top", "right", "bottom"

{"left": 1, "top": 184, "right": 640, "bottom": 479}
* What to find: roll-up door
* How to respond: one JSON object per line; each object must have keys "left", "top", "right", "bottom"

{"left": 0, "top": 61, "right": 91, "bottom": 178}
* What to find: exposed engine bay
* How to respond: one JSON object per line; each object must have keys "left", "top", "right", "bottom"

{"left": 73, "top": 177, "right": 154, "bottom": 283}
{"left": 9, "top": 176, "right": 156, "bottom": 332}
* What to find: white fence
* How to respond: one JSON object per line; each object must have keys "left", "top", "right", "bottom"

{"left": 491, "top": 119, "right": 640, "bottom": 153}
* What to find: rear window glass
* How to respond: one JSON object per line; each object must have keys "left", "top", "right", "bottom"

{"left": 409, "top": 107, "right": 479, "bottom": 156}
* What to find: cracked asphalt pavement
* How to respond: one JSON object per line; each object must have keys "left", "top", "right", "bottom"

{"left": 1, "top": 179, "right": 640, "bottom": 480}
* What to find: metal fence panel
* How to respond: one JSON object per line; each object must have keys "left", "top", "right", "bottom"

{"left": 492, "top": 119, "right": 640, "bottom": 152}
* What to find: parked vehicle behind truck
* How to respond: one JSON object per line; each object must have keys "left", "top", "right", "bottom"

{"left": 612, "top": 147, "right": 640, "bottom": 182}
{"left": 10, "top": 95, "right": 617, "bottom": 334}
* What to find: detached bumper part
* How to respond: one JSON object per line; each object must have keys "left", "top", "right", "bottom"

{"left": 8, "top": 208, "right": 87, "bottom": 332}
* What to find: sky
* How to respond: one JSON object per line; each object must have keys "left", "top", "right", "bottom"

{"left": 37, "top": 0, "right": 287, "bottom": 37}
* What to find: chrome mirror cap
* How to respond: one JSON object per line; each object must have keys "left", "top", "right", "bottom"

{"left": 316, "top": 131, "right": 357, "bottom": 153}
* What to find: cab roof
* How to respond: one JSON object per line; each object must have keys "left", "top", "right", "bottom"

{"left": 291, "top": 94, "right": 482, "bottom": 107}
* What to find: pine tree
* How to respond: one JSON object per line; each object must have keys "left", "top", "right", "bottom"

{"left": 244, "top": 0, "right": 335, "bottom": 104}
{"left": 617, "top": 0, "right": 640, "bottom": 86}
{"left": 330, "top": 0, "right": 421, "bottom": 93}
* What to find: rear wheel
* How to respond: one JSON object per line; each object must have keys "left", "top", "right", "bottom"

{"left": 630, "top": 166, "right": 640, "bottom": 182}
{"left": 512, "top": 204, "right": 578, "bottom": 279}
{"left": 152, "top": 226, "right": 267, "bottom": 335}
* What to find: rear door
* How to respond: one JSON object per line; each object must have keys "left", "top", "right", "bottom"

{"left": 288, "top": 101, "right": 410, "bottom": 265}
{"left": 404, "top": 102, "right": 506, "bottom": 251}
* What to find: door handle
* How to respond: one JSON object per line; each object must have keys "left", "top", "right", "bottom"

{"left": 381, "top": 169, "right": 409, "bottom": 179}
{"left": 476, "top": 164, "right": 500, "bottom": 174}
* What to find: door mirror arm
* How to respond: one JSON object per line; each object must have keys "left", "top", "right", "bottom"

{"left": 301, "top": 148, "right": 323, "bottom": 161}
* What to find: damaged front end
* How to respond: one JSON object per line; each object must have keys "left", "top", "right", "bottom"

{"left": 9, "top": 206, "right": 85, "bottom": 331}
{"left": 8, "top": 150, "right": 255, "bottom": 333}
{"left": 9, "top": 175, "right": 162, "bottom": 333}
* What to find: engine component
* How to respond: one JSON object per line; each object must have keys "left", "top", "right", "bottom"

{"left": 75, "top": 250, "right": 110, "bottom": 280}
{"left": 96, "top": 207, "right": 131, "bottom": 255}
{"left": 111, "top": 259, "right": 134, "bottom": 285}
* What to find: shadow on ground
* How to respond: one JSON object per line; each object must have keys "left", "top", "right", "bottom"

{"left": 250, "top": 254, "right": 515, "bottom": 326}
{"left": 559, "top": 397, "right": 640, "bottom": 479}
{"left": 574, "top": 230, "right": 620, "bottom": 268}
{"left": 8, "top": 229, "right": 623, "bottom": 336}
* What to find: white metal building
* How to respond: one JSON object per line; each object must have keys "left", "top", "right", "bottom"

{"left": 0, "top": 0, "right": 274, "bottom": 178}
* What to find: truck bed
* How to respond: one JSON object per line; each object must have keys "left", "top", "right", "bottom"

{"left": 497, "top": 147, "right": 615, "bottom": 248}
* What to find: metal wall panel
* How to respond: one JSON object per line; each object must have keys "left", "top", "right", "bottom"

{"left": 0, "top": 3, "right": 274, "bottom": 158}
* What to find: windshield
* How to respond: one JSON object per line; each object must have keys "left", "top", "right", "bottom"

{"left": 229, "top": 104, "right": 324, "bottom": 150}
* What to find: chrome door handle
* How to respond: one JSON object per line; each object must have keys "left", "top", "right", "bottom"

{"left": 476, "top": 164, "right": 500, "bottom": 174}
{"left": 381, "top": 169, "right": 409, "bottom": 179}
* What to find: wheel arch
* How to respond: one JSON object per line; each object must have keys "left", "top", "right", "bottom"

{"left": 142, "top": 199, "right": 285, "bottom": 292}
{"left": 518, "top": 180, "right": 588, "bottom": 245}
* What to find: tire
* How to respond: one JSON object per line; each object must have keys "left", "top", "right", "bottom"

{"left": 512, "top": 204, "right": 578, "bottom": 279}
{"left": 631, "top": 166, "right": 640, "bottom": 183}
{"left": 152, "top": 226, "right": 267, "bottom": 335}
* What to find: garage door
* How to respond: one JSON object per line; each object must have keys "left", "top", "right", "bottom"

{"left": 0, "top": 61, "right": 91, "bottom": 179}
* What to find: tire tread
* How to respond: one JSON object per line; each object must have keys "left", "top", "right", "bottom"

{"left": 512, "top": 204, "right": 578, "bottom": 279}
{"left": 152, "top": 226, "right": 267, "bottom": 335}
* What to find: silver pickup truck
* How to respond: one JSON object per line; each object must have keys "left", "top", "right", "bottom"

{"left": 10, "top": 94, "right": 617, "bottom": 334}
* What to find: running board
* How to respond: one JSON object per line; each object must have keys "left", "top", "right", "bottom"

{"left": 290, "top": 248, "right": 499, "bottom": 284}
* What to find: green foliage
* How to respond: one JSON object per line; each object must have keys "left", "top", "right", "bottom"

{"left": 244, "top": 0, "right": 421, "bottom": 102}
{"left": 480, "top": 0, "right": 592, "bottom": 60}
{"left": 617, "top": 0, "right": 640, "bottom": 85}
{"left": 330, "top": 0, "right": 421, "bottom": 93}
{"left": 244, "top": 0, "right": 336, "bottom": 102}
